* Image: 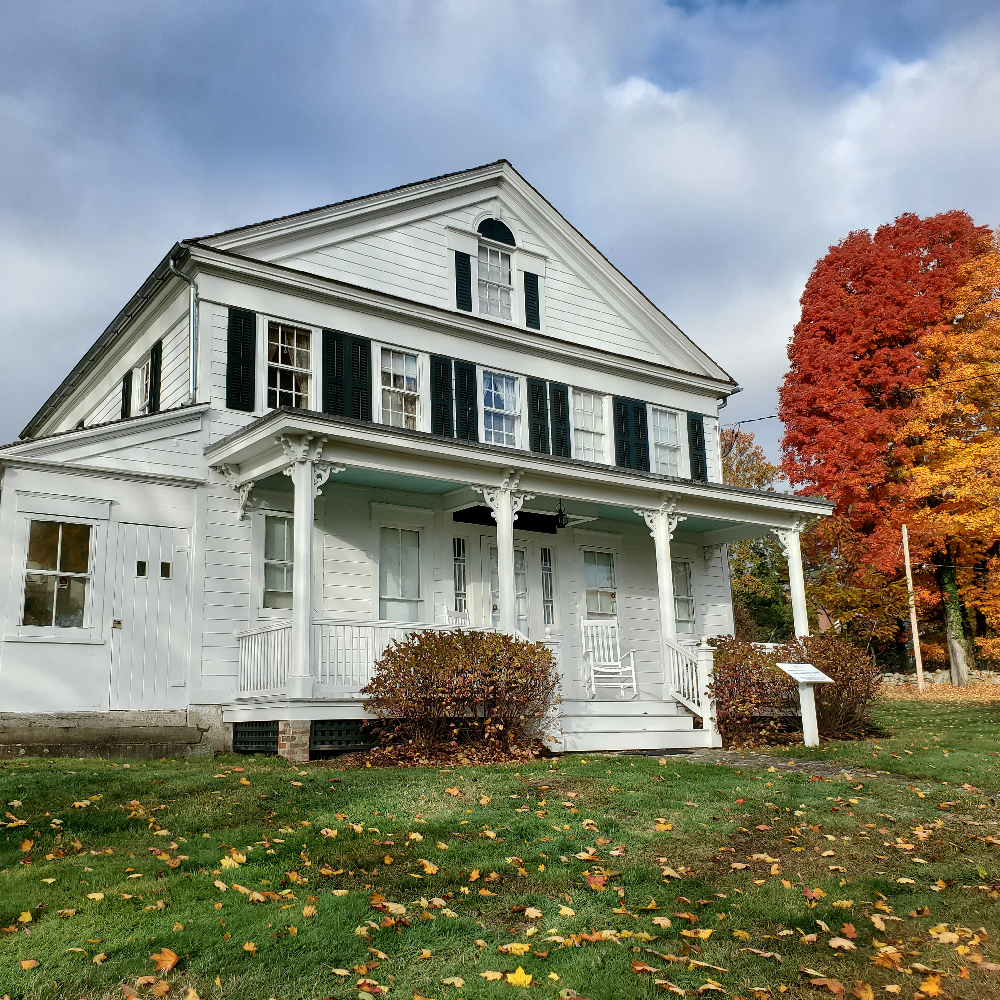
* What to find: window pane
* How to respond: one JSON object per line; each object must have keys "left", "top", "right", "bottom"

{"left": 60, "top": 523, "right": 91, "bottom": 574}
{"left": 26, "top": 520, "right": 59, "bottom": 571}
{"left": 379, "top": 527, "right": 400, "bottom": 600}
{"left": 263, "top": 589, "right": 293, "bottom": 610}
{"left": 671, "top": 560, "right": 692, "bottom": 597}
{"left": 55, "top": 576, "right": 87, "bottom": 628}
{"left": 264, "top": 562, "right": 292, "bottom": 592}
{"left": 22, "top": 573, "right": 55, "bottom": 626}
{"left": 584, "top": 550, "right": 615, "bottom": 590}
{"left": 399, "top": 529, "right": 420, "bottom": 599}
{"left": 264, "top": 517, "right": 291, "bottom": 561}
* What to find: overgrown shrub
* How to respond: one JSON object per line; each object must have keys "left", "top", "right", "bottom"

{"left": 361, "top": 630, "right": 559, "bottom": 749}
{"left": 709, "top": 634, "right": 881, "bottom": 742}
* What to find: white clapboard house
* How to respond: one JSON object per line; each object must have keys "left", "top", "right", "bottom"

{"left": 0, "top": 161, "right": 831, "bottom": 759}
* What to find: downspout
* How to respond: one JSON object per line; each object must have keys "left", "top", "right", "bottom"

{"left": 167, "top": 253, "right": 199, "bottom": 404}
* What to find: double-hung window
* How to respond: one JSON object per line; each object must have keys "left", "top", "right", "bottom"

{"left": 380, "top": 348, "right": 419, "bottom": 429}
{"left": 483, "top": 370, "right": 518, "bottom": 447}
{"left": 489, "top": 546, "right": 529, "bottom": 635}
{"left": 573, "top": 390, "right": 606, "bottom": 463}
{"left": 651, "top": 407, "right": 682, "bottom": 476}
{"left": 583, "top": 550, "right": 617, "bottom": 619}
{"left": 672, "top": 559, "right": 696, "bottom": 634}
{"left": 379, "top": 527, "right": 421, "bottom": 621}
{"left": 135, "top": 357, "right": 152, "bottom": 415}
{"left": 540, "top": 547, "right": 556, "bottom": 627}
{"left": 22, "top": 520, "right": 92, "bottom": 628}
{"left": 263, "top": 515, "right": 293, "bottom": 610}
{"left": 478, "top": 245, "right": 512, "bottom": 320}
{"left": 267, "top": 321, "right": 311, "bottom": 409}
{"left": 452, "top": 538, "right": 468, "bottom": 615}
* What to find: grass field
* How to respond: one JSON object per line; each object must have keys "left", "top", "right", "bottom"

{"left": 1, "top": 695, "right": 998, "bottom": 1000}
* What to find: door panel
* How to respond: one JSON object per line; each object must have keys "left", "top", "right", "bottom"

{"left": 110, "top": 524, "right": 190, "bottom": 711}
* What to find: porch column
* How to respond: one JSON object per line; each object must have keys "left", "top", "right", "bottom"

{"left": 635, "top": 502, "right": 686, "bottom": 645}
{"left": 279, "top": 435, "right": 343, "bottom": 698}
{"left": 474, "top": 471, "right": 533, "bottom": 634}
{"left": 771, "top": 523, "right": 809, "bottom": 637}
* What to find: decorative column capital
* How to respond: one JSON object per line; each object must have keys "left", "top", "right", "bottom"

{"left": 276, "top": 433, "right": 328, "bottom": 465}
{"left": 214, "top": 463, "right": 254, "bottom": 520}
{"left": 472, "top": 470, "right": 534, "bottom": 523}
{"left": 633, "top": 501, "right": 686, "bottom": 540}
{"left": 769, "top": 518, "right": 809, "bottom": 557}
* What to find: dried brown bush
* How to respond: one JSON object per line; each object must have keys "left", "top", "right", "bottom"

{"left": 361, "top": 629, "right": 558, "bottom": 750}
{"left": 709, "top": 633, "right": 881, "bottom": 742}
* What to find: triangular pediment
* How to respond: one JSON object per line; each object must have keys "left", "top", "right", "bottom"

{"left": 2, "top": 407, "right": 208, "bottom": 481}
{"left": 193, "top": 163, "right": 733, "bottom": 384}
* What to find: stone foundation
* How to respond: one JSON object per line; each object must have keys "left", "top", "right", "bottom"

{"left": 277, "top": 720, "right": 311, "bottom": 762}
{"left": 0, "top": 708, "right": 230, "bottom": 759}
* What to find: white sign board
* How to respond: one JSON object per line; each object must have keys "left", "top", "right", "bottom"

{"left": 776, "top": 663, "right": 833, "bottom": 747}
{"left": 777, "top": 662, "right": 834, "bottom": 685}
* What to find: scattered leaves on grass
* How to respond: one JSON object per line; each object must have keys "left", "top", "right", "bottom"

{"left": 150, "top": 948, "right": 180, "bottom": 973}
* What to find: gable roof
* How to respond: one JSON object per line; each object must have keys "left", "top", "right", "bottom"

{"left": 190, "top": 160, "right": 736, "bottom": 384}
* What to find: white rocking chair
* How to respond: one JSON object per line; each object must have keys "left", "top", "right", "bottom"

{"left": 582, "top": 619, "right": 637, "bottom": 699}
{"left": 447, "top": 612, "right": 470, "bottom": 627}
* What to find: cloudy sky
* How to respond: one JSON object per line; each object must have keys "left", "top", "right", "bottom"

{"left": 3, "top": 0, "right": 1000, "bottom": 457}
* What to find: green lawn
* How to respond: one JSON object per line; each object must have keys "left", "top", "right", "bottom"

{"left": 1, "top": 702, "right": 999, "bottom": 1000}
{"left": 758, "top": 694, "right": 1000, "bottom": 790}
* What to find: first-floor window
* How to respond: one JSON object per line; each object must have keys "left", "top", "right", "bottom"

{"left": 483, "top": 370, "right": 518, "bottom": 446}
{"left": 263, "top": 515, "right": 293, "bottom": 609}
{"left": 381, "top": 348, "right": 419, "bottom": 429}
{"left": 380, "top": 527, "right": 421, "bottom": 621}
{"left": 490, "top": 546, "right": 529, "bottom": 635}
{"left": 573, "top": 390, "right": 606, "bottom": 463}
{"left": 672, "top": 559, "right": 696, "bottom": 634}
{"left": 652, "top": 407, "right": 682, "bottom": 476}
{"left": 267, "top": 321, "right": 311, "bottom": 409}
{"left": 453, "top": 537, "right": 467, "bottom": 614}
{"left": 583, "top": 549, "right": 616, "bottom": 619}
{"left": 540, "top": 547, "right": 555, "bottom": 627}
{"left": 22, "top": 520, "right": 92, "bottom": 628}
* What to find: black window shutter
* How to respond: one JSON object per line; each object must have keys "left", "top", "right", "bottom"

{"left": 613, "top": 397, "right": 650, "bottom": 471}
{"left": 348, "top": 336, "right": 372, "bottom": 420}
{"left": 455, "top": 361, "right": 478, "bottom": 442}
{"left": 528, "top": 378, "right": 549, "bottom": 454}
{"left": 687, "top": 412, "right": 708, "bottom": 482}
{"left": 430, "top": 356, "right": 454, "bottom": 436}
{"left": 226, "top": 308, "right": 257, "bottom": 411}
{"left": 322, "top": 330, "right": 346, "bottom": 415}
{"left": 523, "top": 272, "right": 540, "bottom": 329}
{"left": 148, "top": 339, "right": 162, "bottom": 414}
{"left": 455, "top": 252, "right": 473, "bottom": 312}
{"left": 549, "top": 383, "right": 571, "bottom": 458}
{"left": 121, "top": 370, "right": 132, "bottom": 420}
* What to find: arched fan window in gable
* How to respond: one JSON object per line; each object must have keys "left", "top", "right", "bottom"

{"left": 476, "top": 218, "right": 516, "bottom": 320}
{"left": 477, "top": 217, "right": 515, "bottom": 246}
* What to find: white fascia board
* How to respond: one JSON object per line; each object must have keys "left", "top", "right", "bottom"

{"left": 206, "top": 410, "right": 832, "bottom": 527}
{"left": 189, "top": 246, "right": 734, "bottom": 400}
{"left": 1, "top": 456, "right": 204, "bottom": 488}
{"left": 203, "top": 164, "right": 508, "bottom": 258}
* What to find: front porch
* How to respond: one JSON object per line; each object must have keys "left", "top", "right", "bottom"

{"left": 207, "top": 408, "right": 831, "bottom": 759}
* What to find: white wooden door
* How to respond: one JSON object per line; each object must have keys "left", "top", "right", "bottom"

{"left": 110, "top": 524, "right": 190, "bottom": 711}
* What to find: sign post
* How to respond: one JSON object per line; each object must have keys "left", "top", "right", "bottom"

{"left": 777, "top": 662, "right": 835, "bottom": 747}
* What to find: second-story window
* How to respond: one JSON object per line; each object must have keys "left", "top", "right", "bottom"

{"left": 267, "top": 321, "right": 311, "bottom": 409}
{"left": 651, "top": 407, "right": 682, "bottom": 476}
{"left": 478, "top": 245, "right": 512, "bottom": 320}
{"left": 135, "top": 357, "right": 152, "bottom": 415}
{"left": 573, "top": 390, "right": 606, "bottom": 463}
{"left": 483, "top": 370, "right": 518, "bottom": 447}
{"left": 380, "top": 348, "right": 419, "bottom": 429}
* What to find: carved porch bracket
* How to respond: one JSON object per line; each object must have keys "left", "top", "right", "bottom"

{"left": 214, "top": 463, "right": 255, "bottom": 520}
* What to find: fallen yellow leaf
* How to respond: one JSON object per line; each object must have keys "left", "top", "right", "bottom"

{"left": 507, "top": 966, "right": 533, "bottom": 987}
{"left": 19, "top": 959, "right": 40, "bottom": 970}
{"left": 480, "top": 971, "right": 503, "bottom": 981}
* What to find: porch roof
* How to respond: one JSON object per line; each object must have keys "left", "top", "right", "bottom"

{"left": 205, "top": 407, "right": 833, "bottom": 543}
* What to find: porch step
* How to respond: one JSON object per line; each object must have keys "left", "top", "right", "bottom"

{"left": 560, "top": 700, "right": 687, "bottom": 718}
{"left": 561, "top": 728, "right": 720, "bottom": 753}
{"left": 560, "top": 713, "right": 693, "bottom": 735}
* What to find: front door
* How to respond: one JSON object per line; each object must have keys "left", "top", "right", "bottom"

{"left": 110, "top": 524, "right": 190, "bottom": 710}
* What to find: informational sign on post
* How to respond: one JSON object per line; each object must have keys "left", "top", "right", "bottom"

{"left": 777, "top": 662, "right": 834, "bottom": 747}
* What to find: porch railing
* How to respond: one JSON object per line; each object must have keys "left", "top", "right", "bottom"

{"left": 664, "top": 637, "right": 701, "bottom": 712}
{"left": 236, "top": 619, "right": 495, "bottom": 696}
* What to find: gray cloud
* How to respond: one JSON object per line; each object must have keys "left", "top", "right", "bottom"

{"left": 2, "top": 0, "right": 999, "bottom": 457}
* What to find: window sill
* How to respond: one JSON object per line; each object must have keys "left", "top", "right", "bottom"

{"left": 5, "top": 631, "right": 104, "bottom": 645}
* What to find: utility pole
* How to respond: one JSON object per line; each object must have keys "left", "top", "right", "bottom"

{"left": 902, "top": 524, "right": 925, "bottom": 693}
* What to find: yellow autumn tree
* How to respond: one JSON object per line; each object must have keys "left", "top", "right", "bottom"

{"left": 906, "top": 240, "right": 1000, "bottom": 676}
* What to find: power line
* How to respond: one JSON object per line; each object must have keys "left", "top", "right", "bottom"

{"left": 723, "top": 368, "right": 1000, "bottom": 429}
